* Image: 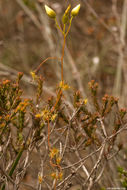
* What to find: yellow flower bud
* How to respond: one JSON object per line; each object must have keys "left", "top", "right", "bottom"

{"left": 62, "top": 4, "right": 71, "bottom": 24}
{"left": 59, "top": 81, "right": 70, "bottom": 90}
{"left": 30, "top": 71, "right": 36, "bottom": 80}
{"left": 59, "top": 172, "right": 63, "bottom": 180}
{"left": 38, "top": 175, "right": 43, "bottom": 184}
{"left": 62, "top": 14, "right": 68, "bottom": 24}
{"left": 51, "top": 114, "right": 57, "bottom": 121}
{"left": 71, "top": 4, "right": 80, "bottom": 17}
{"left": 84, "top": 98, "right": 88, "bottom": 105}
{"left": 45, "top": 5, "right": 56, "bottom": 19}
{"left": 56, "top": 157, "right": 61, "bottom": 164}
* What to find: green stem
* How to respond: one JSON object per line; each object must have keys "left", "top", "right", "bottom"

{"left": 61, "top": 35, "right": 66, "bottom": 82}
{"left": 63, "top": 24, "right": 66, "bottom": 34}
{"left": 65, "top": 16, "right": 73, "bottom": 37}
{"left": 1, "top": 146, "right": 24, "bottom": 190}
{"left": 60, "top": 17, "right": 73, "bottom": 81}
{"left": 55, "top": 18, "right": 63, "bottom": 34}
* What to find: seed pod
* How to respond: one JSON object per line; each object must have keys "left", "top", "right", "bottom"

{"left": 45, "top": 5, "right": 56, "bottom": 19}
{"left": 71, "top": 4, "right": 80, "bottom": 17}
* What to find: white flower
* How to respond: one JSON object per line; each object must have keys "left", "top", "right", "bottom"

{"left": 92, "top": 57, "right": 100, "bottom": 65}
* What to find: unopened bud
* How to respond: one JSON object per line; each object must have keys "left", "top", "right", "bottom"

{"left": 71, "top": 4, "right": 80, "bottom": 17}
{"left": 45, "top": 5, "right": 56, "bottom": 19}
{"left": 62, "top": 4, "right": 71, "bottom": 24}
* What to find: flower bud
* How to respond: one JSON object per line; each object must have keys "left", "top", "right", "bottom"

{"left": 62, "top": 4, "right": 71, "bottom": 24}
{"left": 45, "top": 5, "right": 56, "bottom": 19}
{"left": 71, "top": 4, "right": 80, "bottom": 17}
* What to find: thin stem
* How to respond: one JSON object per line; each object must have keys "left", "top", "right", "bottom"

{"left": 51, "top": 89, "right": 62, "bottom": 113}
{"left": 47, "top": 119, "right": 51, "bottom": 150}
{"left": 63, "top": 24, "right": 66, "bottom": 34}
{"left": 35, "top": 56, "right": 60, "bottom": 74}
{"left": 55, "top": 18, "right": 63, "bottom": 34}
{"left": 53, "top": 178, "right": 57, "bottom": 190}
{"left": 61, "top": 17, "right": 73, "bottom": 81}
{"left": 61, "top": 35, "right": 66, "bottom": 82}
{"left": 65, "top": 16, "right": 73, "bottom": 37}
